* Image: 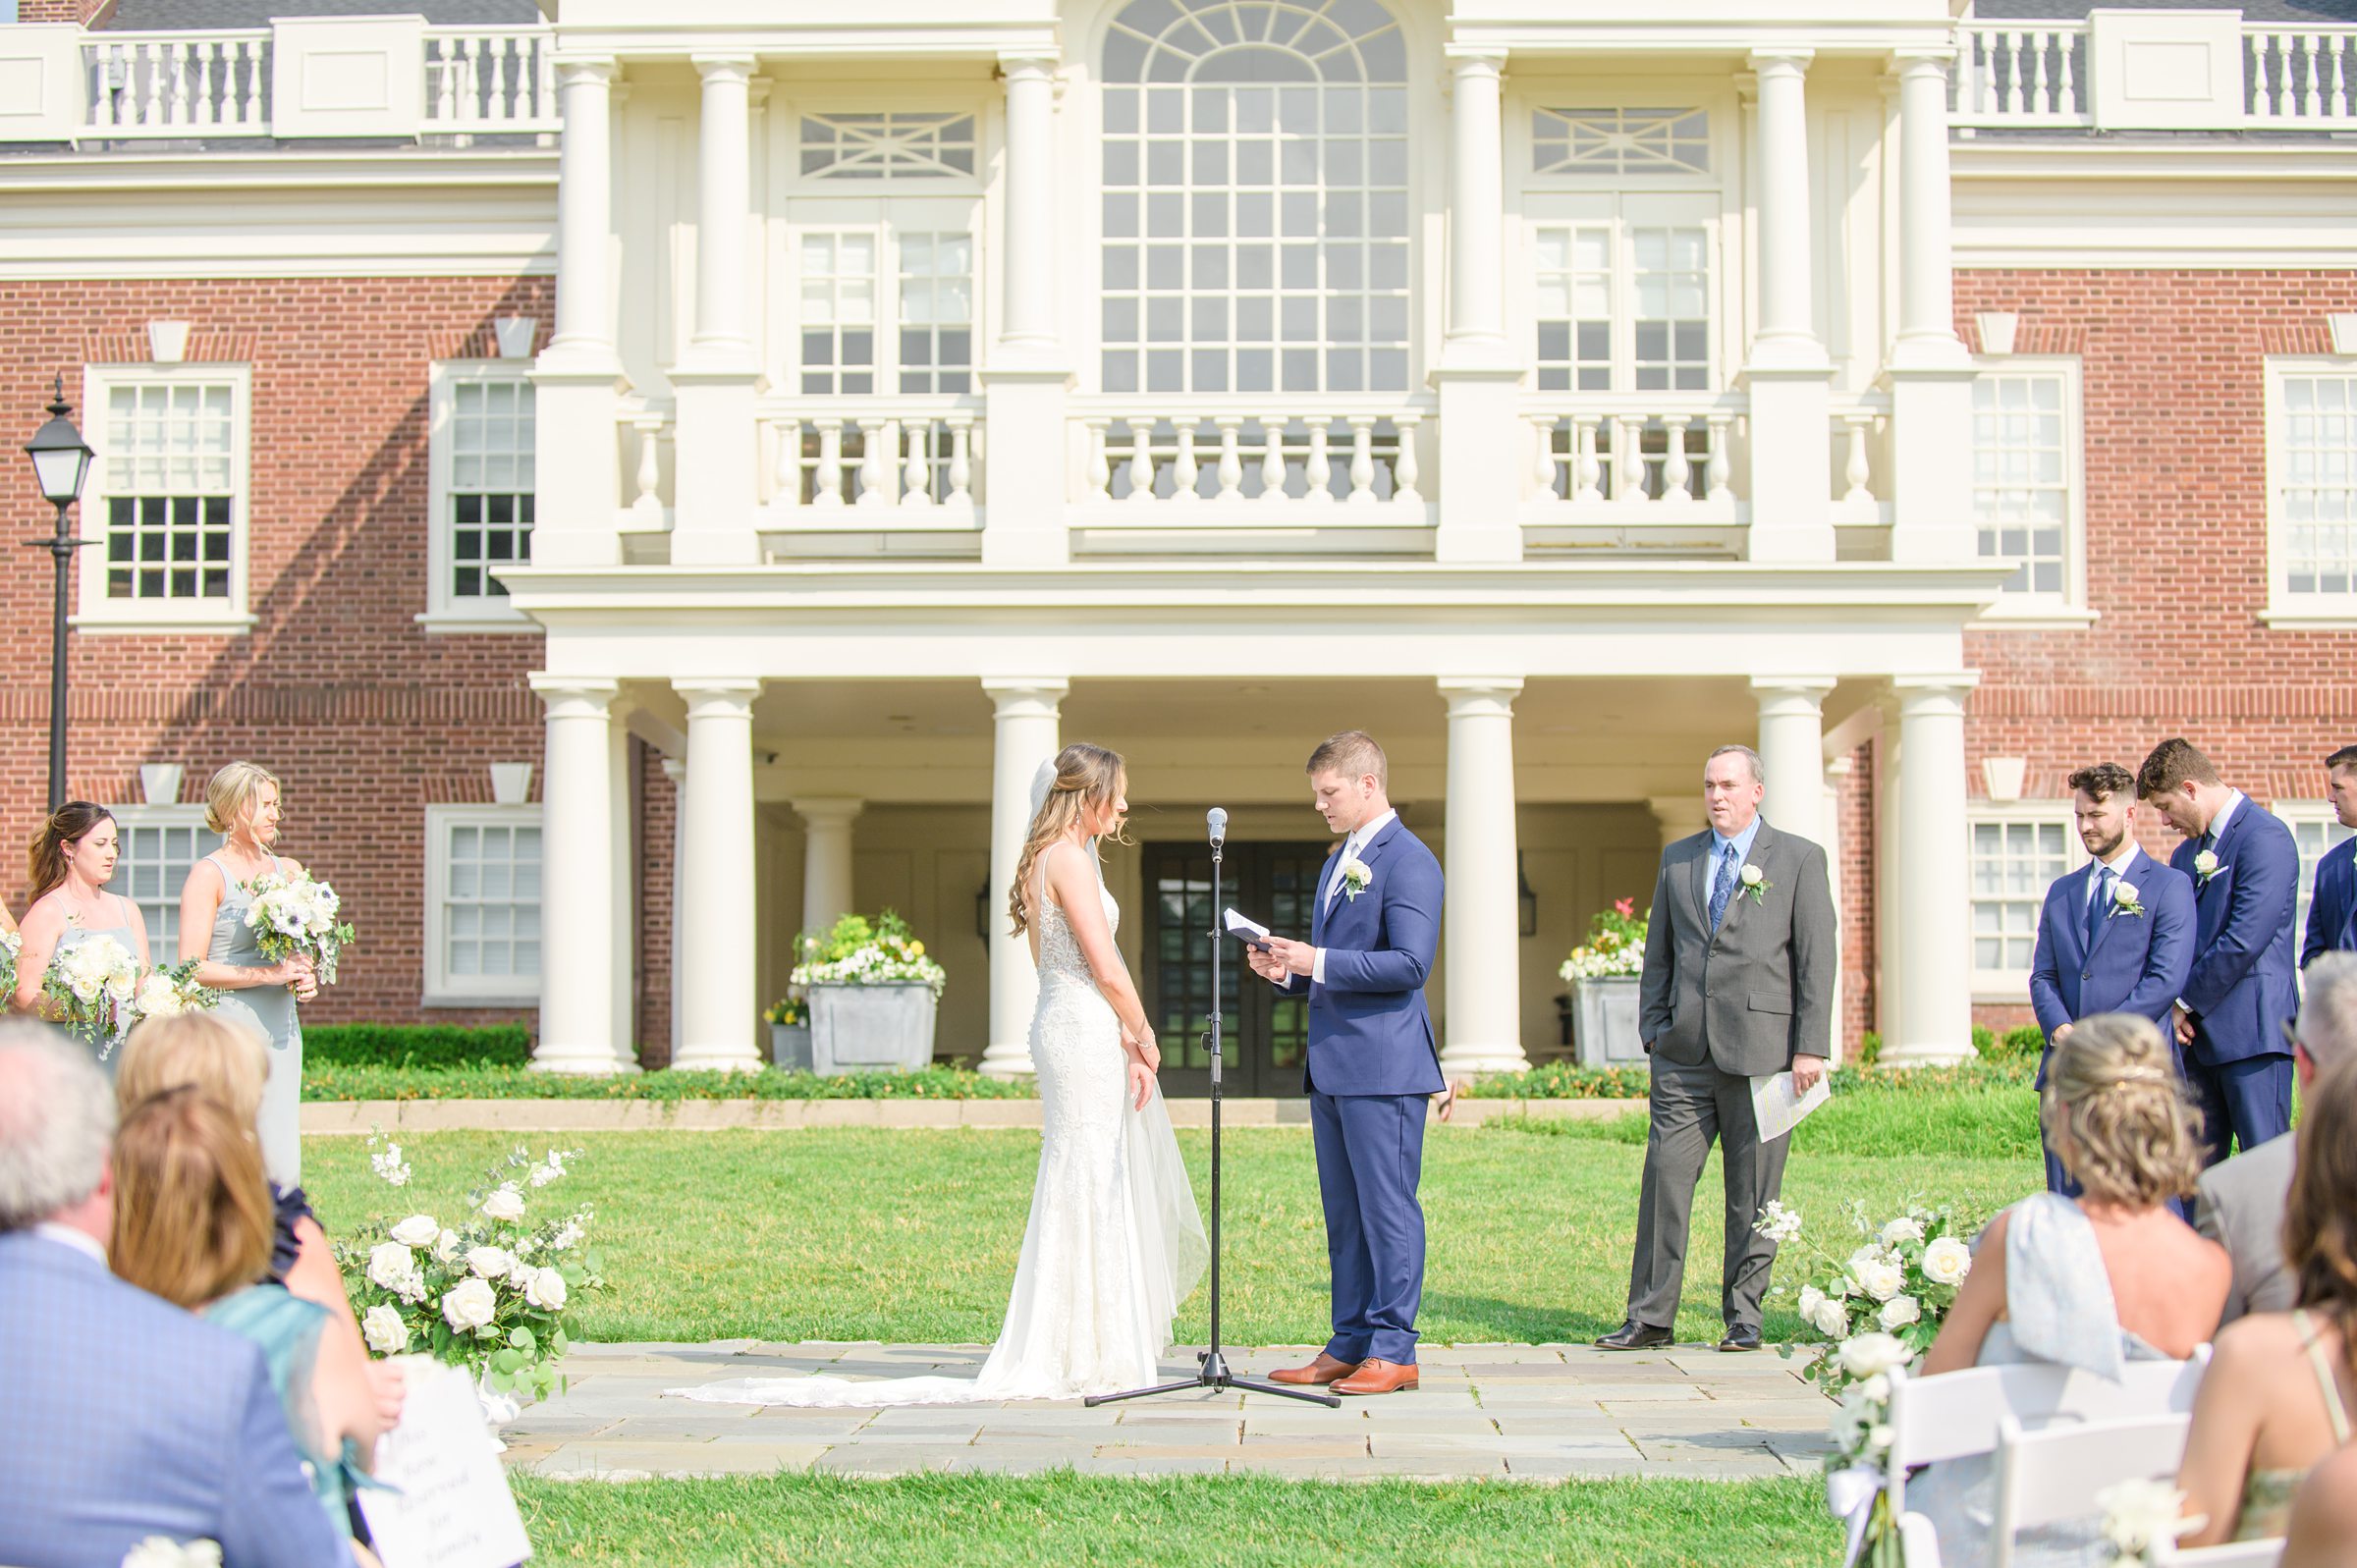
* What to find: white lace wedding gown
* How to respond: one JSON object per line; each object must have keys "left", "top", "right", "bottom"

{"left": 670, "top": 849, "right": 1207, "bottom": 1407}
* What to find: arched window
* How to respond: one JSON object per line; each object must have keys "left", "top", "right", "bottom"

{"left": 1100, "top": 0, "right": 1410, "bottom": 397}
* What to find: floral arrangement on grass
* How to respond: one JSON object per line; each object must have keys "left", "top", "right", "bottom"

{"left": 43, "top": 933, "right": 142, "bottom": 1051}
{"left": 763, "top": 995, "right": 809, "bottom": 1027}
{"left": 337, "top": 1135, "right": 606, "bottom": 1411}
{"left": 1558, "top": 896, "right": 1649, "bottom": 983}
{"left": 1761, "top": 1196, "right": 1979, "bottom": 1567}
{"left": 790, "top": 910, "right": 948, "bottom": 999}
{"left": 245, "top": 868, "right": 356, "bottom": 987}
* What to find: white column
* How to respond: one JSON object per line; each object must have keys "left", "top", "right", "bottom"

{"left": 980, "top": 54, "right": 1072, "bottom": 568}
{"left": 1440, "top": 678, "right": 1529, "bottom": 1076}
{"left": 795, "top": 798, "right": 863, "bottom": 937}
{"left": 998, "top": 55, "right": 1059, "bottom": 358}
{"left": 546, "top": 56, "right": 617, "bottom": 359}
{"left": 1883, "top": 50, "right": 1978, "bottom": 565}
{"left": 663, "top": 756, "right": 686, "bottom": 1067}
{"left": 1886, "top": 676, "right": 1978, "bottom": 1066}
{"left": 670, "top": 55, "right": 763, "bottom": 568}
{"left": 1742, "top": 50, "right": 1835, "bottom": 561}
{"left": 1823, "top": 755, "right": 1852, "bottom": 1064}
{"left": 1891, "top": 50, "right": 1967, "bottom": 366}
{"left": 687, "top": 55, "right": 753, "bottom": 363}
{"left": 607, "top": 714, "right": 639, "bottom": 1071}
{"left": 1752, "top": 676, "right": 1836, "bottom": 848}
{"left": 981, "top": 678, "right": 1066, "bottom": 1078}
{"left": 529, "top": 677, "right": 618, "bottom": 1073}
{"left": 1649, "top": 794, "right": 1711, "bottom": 853}
{"left": 672, "top": 679, "right": 764, "bottom": 1072}
{"left": 1748, "top": 50, "right": 1823, "bottom": 367}
{"left": 531, "top": 55, "right": 625, "bottom": 569}
{"left": 1444, "top": 52, "right": 1507, "bottom": 359}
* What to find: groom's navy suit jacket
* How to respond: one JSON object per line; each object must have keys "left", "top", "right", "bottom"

{"left": 1298, "top": 816, "right": 1447, "bottom": 1097}
{"left": 2171, "top": 802, "right": 2299, "bottom": 1068}
{"left": 2028, "top": 846, "right": 2197, "bottom": 1084}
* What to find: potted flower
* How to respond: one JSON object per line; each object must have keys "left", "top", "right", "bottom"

{"left": 764, "top": 995, "right": 812, "bottom": 1073}
{"left": 1560, "top": 896, "right": 1649, "bottom": 1067}
{"left": 792, "top": 910, "right": 949, "bottom": 1074}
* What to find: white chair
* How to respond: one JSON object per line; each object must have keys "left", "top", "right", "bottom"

{"left": 1990, "top": 1410, "right": 2191, "bottom": 1568}
{"left": 2154, "top": 1541, "right": 2285, "bottom": 1567}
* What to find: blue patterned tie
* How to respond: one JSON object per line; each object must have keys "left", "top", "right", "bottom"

{"left": 2085, "top": 867, "right": 2110, "bottom": 951}
{"left": 1709, "top": 843, "right": 1737, "bottom": 932}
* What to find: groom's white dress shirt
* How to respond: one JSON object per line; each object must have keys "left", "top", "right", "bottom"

{"left": 1311, "top": 808, "right": 1397, "bottom": 987}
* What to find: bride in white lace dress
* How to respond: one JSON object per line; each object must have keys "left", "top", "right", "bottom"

{"left": 672, "top": 743, "right": 1207, "bottom": 1407}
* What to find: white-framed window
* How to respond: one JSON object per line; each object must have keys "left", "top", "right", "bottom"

{"left": 112, "top": 805, "right": 221, "bottom": 960}
{"left": 2263, "top": 360, "right": 2357, "bottom": 623}
{"left": 797, "top": 110, "right": 977, "bottom": 183}
{"left": 79, "top": 363, "right": 253, "bottom": 632}
{"left": 1529, "top": 203, "right": 1716, "bottom": 395}
{"left": 1099, "top": 0, "right": 1412, "bottom": 397}
{"left": 2274, "top": 801, "right": 2357, "bottom": 953}
{"left": 423, "top": 805, "right": 542, "bottom": 1004}
{"left": 1972, "top": 359, "right": 2084, "bottom": 607}
{"left": 1531, "top": 106, "right": 1711, "bottom": 178}
{"left": 1969, "top": 802, "right": 2084, "bottom": 1000}
{"left": 785, "top": 202, "right": 977, "bottom": 398}
{"left": 424, "top": 363, "right": 536, "bottom": 628}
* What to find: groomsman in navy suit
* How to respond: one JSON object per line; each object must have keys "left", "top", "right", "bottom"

{"left": 2136, "top": 738, "right": 2301, "bottom": 1165}
{"left": 2300, "top": 744, "right": 2357, "bottom": 968}
{"left": 2028, "top": 762, "right": 2196, "bottom": 1195}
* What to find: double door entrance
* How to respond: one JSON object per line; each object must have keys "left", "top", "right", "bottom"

{"left": 1139, "top": 839, "right": 1333, "bottom": 1097}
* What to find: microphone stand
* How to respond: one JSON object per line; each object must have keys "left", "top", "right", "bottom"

{"left": 1085, "top": 810, "right": 1340, "bottom": 1410}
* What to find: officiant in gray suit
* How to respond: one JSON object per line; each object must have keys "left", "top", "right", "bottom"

{"left": 1598, "top": 743, "right": 1836, "bottom": 1353}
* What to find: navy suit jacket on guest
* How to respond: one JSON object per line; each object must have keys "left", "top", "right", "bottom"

{"left": 2303, "top": 837, "right": 2357, "bottom": 968}
{"left": 2170, "top": 802, "right": 2301, "bottom": 1067}
{"left": 0, "top": 1229, "right": 346, "bottom": 1568}
{"left": 1290, "top": 815, "right": 1447, "bottom": 1098}
{"left": 2029, "top": 847, "right": 2197, "bottom": 1073}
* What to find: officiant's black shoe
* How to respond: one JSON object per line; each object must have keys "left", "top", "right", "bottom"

{"left": 1718, "top": 1325, "right": 1763, "bottom": 1353}
{"left": 1594, "top": 1320, "right": 1672, "bottom": 1351}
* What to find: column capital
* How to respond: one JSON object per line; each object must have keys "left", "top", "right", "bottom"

{"left": 690, "top": 53, "right": 757, "bottom": 82}
{"left": 1439, "top": 676, "right": 1523, "bottom": 717}
{"left": 1444, "top": 48, "right": 1507, "bottom": 78}
{"left": 983, "top": 676, "right": 1069, "bottom": 718}
{"left": 672, "top": 677, "right": 763, "bottom": 720}
{"left": 1890, "top": 46, "right": 1958, "bottom": 76}
{"left": 1891, "top": 673, "right": 1979, "bottom": 718}
{"left": 792, "top": 797, "right": 865, "bottom": 829}
{"left": 1748, "top": 47, "right": 1816, "bottom": 77}
{"left": 528, "top": 675, "right": 619, "bottom": 718}
{"left": 1750, "top": 675, "right": 1838, "bottom": 707}
{"left": 552, "top": 54, "right": 617, "bottom": 85}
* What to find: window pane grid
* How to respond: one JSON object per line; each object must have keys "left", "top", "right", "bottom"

{"left": 799, "top": 232, "right": 879, "bottom": 395}
{"left": 897, "top": 231, "right": 974, "bottom": 395}
{"left": 116, "top": 819, "right": 221, "bottom": 957}
{"left": 444, "top": 819, "right": 543, "bottom": 983}
{"left": 1532, "top": 106, "right": 1711, "bottom": 176}
{"left": 2280, "top": 374, "right": 2357, "bottom": 598}
{"left": 1974, "top": 372, "right": 2070, "bottom": 597}
{"left": 1533, "top": 225, "right": 1611, "bottom": 393}
{"left": 449, "top": 377, "right": 535, "bottom": 601}
{"left": 799, "top": 112, "right": 977, "bottom": 182}
{"left": 1970, "top": 818, "right": 2071, "bottom": 974}
{"left": 103, "top": 381, "right": 236, "bottom": 603}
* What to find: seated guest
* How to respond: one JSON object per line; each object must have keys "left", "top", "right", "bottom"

{"left": 111, "top": 1085, "right": 394, "bottom": 1558}
{"left": 0, "top": 1026, "right": 345, "bottom": 1568}
{"left": 2175, "top": 1054, "right": 2357, "bottom": 1546}
{"left": 1910, "top": 1013, "right": 2228, "bottom": 1568}
{"left": 2197, "top": 952, "right": 2357, "bottom": 1325}
{"left": 2283, "top": 1440, "right": 2357, "bottom": 1568}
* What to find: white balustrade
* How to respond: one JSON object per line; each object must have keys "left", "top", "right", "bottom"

{"left": 84, "top": 32, "right": 270, "bottom": 135}
{"left": 1079, "top": 406, "right": 1427, "bottom": 509}
{"left": 2247, "top": 27, "right": 2357, "bottom": 123}
{"left": 611, "top": 406, "right": 673, "bottom": 532}
{"left": 422, "top": 28, "right": 559, "bottom": 131}
{"left": 759, "top": 402, "right": 981, "bottom": 515}
{"left": 1830, "top": 400, "right": 1890, "bottom": 526}
{"left": 1952, "top": 23, "right": 2093, "bottom": 130}
{"left": 1525, "top": 396, "right": 1743, "bottom": 512}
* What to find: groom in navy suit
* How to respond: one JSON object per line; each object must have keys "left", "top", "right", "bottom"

{"left": 2137, "top": 738, "right": 2301, "bottom": 1165}
{"left": 2300, "top": 744, "right": 2357, "bottom": 968}
{"left": 1249, "top": 730, "right": 1445, "bottom": 1397}
{"left": 2028, "top": 762, "right": 2196, "bottom": 1195}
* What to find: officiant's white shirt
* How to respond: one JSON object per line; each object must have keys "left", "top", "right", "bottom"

{"left": 1312, "top": 808, "right": 1397, "bottom": 987}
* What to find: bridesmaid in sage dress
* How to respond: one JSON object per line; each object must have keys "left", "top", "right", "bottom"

{"left": 12, "top": 803, "right": 151, "bottom": 1073}
{"left": 178, "top": 762, "right": 316, "bottom": 1187}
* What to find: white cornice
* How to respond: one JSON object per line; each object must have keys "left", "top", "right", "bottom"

{"left": 1950, "top": 140, "right": 2357, "bottom": 183}
{"left": 0, "top": 150, "right": 557, "bottom": 194}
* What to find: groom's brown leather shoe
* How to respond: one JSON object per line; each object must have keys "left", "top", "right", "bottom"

{"left": 1331, "top": 1359, "right": 1419, "bottom": 1395}
{"left": 1269, "top": 1352, "right": 1361, "bottom": 1386}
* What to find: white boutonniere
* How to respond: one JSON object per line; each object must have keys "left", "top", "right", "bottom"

{"left": 1340, "top": 857, "right": 1373, "bottom": 901}
{"left": 2193, "top": 849, "right": 2220, "bottom": 886}
{"left": 1739, "top": 863, "right": 1770, "bottom": 904}
{"left": 2110, "top": 879, "right": 2146, "bottom": 919}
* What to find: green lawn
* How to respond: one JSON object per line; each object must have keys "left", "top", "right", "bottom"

{"left": 511, "top": 1472, "right": 1836, "bottom": 1567}
{"left": 304, "top": 1115, "right": 2041, "bottom": 1346}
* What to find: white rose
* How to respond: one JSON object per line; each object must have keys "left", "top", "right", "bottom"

{"left": 1879, "top": 1295, "right": 1922, "bottom": 1330}
{"left": 1847, "top": 1243, "right": 1889, "bottom": 1273}
{"left": 1798, "top": 1284, "right": 1826, "bottom": 1319}
{"left": 523, "top": 1267, "right": 569, "bottom": 1311}
{"left": 1860, "top": 1373, "right": 1891, "bottom": 1404}
{"left": 1868, "top": 1423, "right": 1894, "bottom": 1456}
{"left": 550, "top": 1220, "right": 584, "bottom": 1252}
{"left": 1836, "top": 1331, "right": 1914, "bottom": 1380}
{"left": 1880, "top": 1217, "right": 1925, "bottom": 1248}
{"left": 2113, "top": 879, "right": 2141, "bottom": 907}
{"left": 1831, "top": 1387, "right": 1877, "bottom": 1451}
{"left": 389, "top": 1215, "right": 439, "bottom": 1249}
{"left": 134, "top": 975, "right": 183, "bottom": 1018}
{"left": 479, "top": 1186, "right": 526, "bottom": 1222}
{"left": 360, "top": 1304, "right": 411, "bottom": 1355}
{"left": 466, "top": 1245, "right": 516, "bottom": 1280}
{"left": 434, "top": 1228, "right": 462, "bottom": 1261}
{"left": 2194, "top": 850, "right": 2220, "bottom": 878}
{"left": 1806, "top": 1297, "right": 1852, "bottom": 1338}
{"left": 365, "top": 1241, "right": 417, "bottom": 1292}
{"left": 1854, "top": 1258, "right": 1907, "bottom": 1302}
{"left": 441, "top": 1276, "right": 497, "bottom": 1331}
{"left": 1740, "top": 864, "right": 1764, "bottom": 887}
{"left": 1921, "top": 1236, "right": 1973, "bottom": 1286}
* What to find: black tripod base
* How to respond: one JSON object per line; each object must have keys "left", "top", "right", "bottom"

{"left": 1082, "top": 1349, "right": 1343, "bottom": 1409}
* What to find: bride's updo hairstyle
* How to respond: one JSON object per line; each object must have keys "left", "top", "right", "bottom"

{"left": 2040, "top": 1012, "right": 2205, "bottom": 1209}
{"left": 1008, "top": 743, "right": 1128, "bottom": 940}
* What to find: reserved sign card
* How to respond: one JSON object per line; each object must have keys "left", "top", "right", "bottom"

{"left": 356, "top": 1357, "right": 534, "bottom": 1568}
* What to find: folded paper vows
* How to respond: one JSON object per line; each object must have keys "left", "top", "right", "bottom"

{"left": 1224, "top": 908, "right": 1273, "bottom": 947}
{"left": 1749, "top": 1069, "right": 1832, "bottom": 1143}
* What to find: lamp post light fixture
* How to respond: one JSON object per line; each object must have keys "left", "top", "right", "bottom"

{"left": 25, "top": 375, "right": 94, "bottom": 813}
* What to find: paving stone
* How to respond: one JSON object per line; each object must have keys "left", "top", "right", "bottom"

{"left": 1235, "top": 1456, "right": 1508, "bottom": 1480}
{"left": 526, "top": 1441, "right": 829, "bottom": 1479}
{"left": 1071, "top": 1456, "right": 1232, "bottom": 1476}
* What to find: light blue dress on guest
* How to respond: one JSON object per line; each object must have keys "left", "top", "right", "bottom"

{"left": 1908, "top": 1192, "right": 2173, "bottom": 1568}
{"left": 204, "top": 853, "right": 304, "bottom": 1186}
{"left": 47, "top": 893, "right": 141, "bottom": 1078}
{"left": 204, "top": 1282, "right": 357, "bottom": 1542}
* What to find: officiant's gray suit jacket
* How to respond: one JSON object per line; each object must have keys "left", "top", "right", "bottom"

{"left": 1638, "top": 821, "right": 1836, "bottom": 1077}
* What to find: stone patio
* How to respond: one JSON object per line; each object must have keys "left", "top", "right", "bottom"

{"left": 501, "top": 1340, "right": 1835, "bottom": 1483}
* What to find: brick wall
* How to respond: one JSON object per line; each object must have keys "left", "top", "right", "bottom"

{"left": 1955, "top": 270, "right": 2357, "bottom": 1031}
{"left": 634, "top": 740, "right": 677, "bottom": 1067}
{"left": 0, "top": 276, "right": 597, "bottom": 1034}
{"left": 19, "top": 0, "right": 111, "bottom": 25}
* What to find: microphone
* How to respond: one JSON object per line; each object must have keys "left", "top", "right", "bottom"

{"left": 1206, "top": 807, "right": 1228, "bottom": 847}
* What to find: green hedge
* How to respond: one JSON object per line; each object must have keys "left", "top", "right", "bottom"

{"left": 301, "top": 1061, "right": 1039, "bottom": 1102}
{"left": 301, "top": 1023, "right": 533, "bottom": 1071}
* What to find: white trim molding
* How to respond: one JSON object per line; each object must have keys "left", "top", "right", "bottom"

{"left": 76, "top": 361, "right": 254, "bottom": 634}
{"left": 422, "top": 802, "right": 545, "bottom": 1007}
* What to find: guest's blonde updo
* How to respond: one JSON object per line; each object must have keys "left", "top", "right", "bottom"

{"left": 203, "top": 760, "right": 281, "bottom": 838}
{"left": 2040, "top": 1012, "right": 2206, "bottom": 1209}
{"left": 1007, "top": 743, "right": 1128, "bottom": 940}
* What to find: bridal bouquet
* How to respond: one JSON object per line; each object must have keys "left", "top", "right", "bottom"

{"left": 0, "top": 930, "right": 19, "bottom": 999}
{"left": 244, "top": 869, "right": 356, "bottom": 986}
{"left": 791, "top": 910, "right": 949, "bottom": 999}
{"left": 44, "top": 933, "right": 142, "bottom": 1050}
{"left": 1559, "top": 896, "right": 1649, "bottom": 983}
{"left": 129, "top": 959, "right": 223, "bottom": 1027}
{"left": 338, "top": 1135, "right": 606, "bottom": 1411}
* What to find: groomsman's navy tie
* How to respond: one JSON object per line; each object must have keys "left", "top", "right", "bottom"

{"left": 2086, "top": 866, "right": 2111, "bottom": 951}
{"left": 1709, "top": 843, "right": 1737, "bottom": 932}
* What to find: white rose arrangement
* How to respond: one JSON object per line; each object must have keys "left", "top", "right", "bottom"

{"left": 243, "top": 868, "right": 356, "bottom": 987}
{"left": 1738, "top": 863, "right": 1772, "bottom": 904}
{"left": 2110, "top": 879, "right": 2146, "bottom": 919}
{"left": 336, "top": 1134, "right": 606, "bottom": 1407}
{"left": 41, "top": 933, "right": 142, "bottom": 1051}
{"left": 0, "top": 930, "right": 19, "bottom": 1000}
{"left": 1339, "top": 857, "right": 1373, "bottom": 901}
{"left": 2096, "top": 1478, "right": 2204, "bottom": 1565}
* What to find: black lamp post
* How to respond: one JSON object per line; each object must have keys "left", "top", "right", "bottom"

{"left": 25, "top": 376, "right": 94, "bottom": 813}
